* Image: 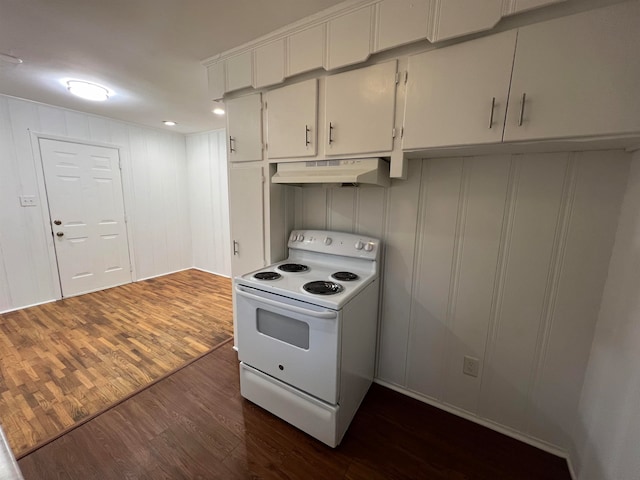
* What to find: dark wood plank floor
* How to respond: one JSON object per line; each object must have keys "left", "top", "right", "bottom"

{"left": 18, "top": 342, "right": 571, "bottom": 480}
{"left": 0, "top": 269, "right": 233, "bottom": 456}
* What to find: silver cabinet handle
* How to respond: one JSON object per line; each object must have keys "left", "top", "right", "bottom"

{"left": 328, "top": 122, "right": 334, "bottom": 145}
{"left": 489, "top": 97, "right": 496, "bottom": 129}
{"left": 229, "top": 136, "right": 236, "bottom": 153}
{"left": 233, "top": 240, "right": 239, "bottom": 255}
{"left": 305, "top": 125, "right": 311, "bottom": 146}
{"left": 518, "top": 93, "right": 527, "bottom": 127}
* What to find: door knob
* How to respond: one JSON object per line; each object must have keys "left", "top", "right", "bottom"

{"left": 54, "top": 220, "right": 62, "bottom": 225}
{"left": 56, "top": 232, "right": 64, "bottom": 237}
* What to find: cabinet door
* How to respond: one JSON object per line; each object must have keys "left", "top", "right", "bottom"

{"left": 325, "top": 61, "right": 397, "bottom": 156}
{"left": 504, "top": 1, "right": 640, "bottom": 142}
{"left": 403, "top": 30, "right": 516, "bottom": 150}
{"left": 327, "top": 6, "right": 373, "bottom": 70}
{"left": 228, "top": 166, "right": 264, "bottom": 276}
{"left": 428, "top": 0, "right": 502, "bottom": 42}
{"left": 226, "top": 52, "right": 253, "bottom": 92}
{"left": 226, "top": 94, "right": 262, "bottom": 163}
{"left": 266, "top": 79, "right": 318, "bottom": 159}
{"left": 288, "top": 25, "right": 325, "bottom": 76}
{"left": 254, "top": 39, "right": 285, "bottom": 88}
{"left": 375, "top": 0, "right": 430, "bottom": 52}
{"left": 207, "top": 62, "right": 225, "bottom": 101}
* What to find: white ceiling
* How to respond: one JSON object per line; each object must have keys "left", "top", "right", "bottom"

{"left": 0, "top": 0, "right": 345, "bottom": 134}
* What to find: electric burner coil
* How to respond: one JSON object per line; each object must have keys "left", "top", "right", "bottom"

{"left": 278, "top": 263, "right": 309, "bottom": 273}
{"left": 331, "top": 271, "right": 359, "bottom": 281}
{"left": 303, "top": 281, "right": 344, "bottom": 295}
{"left": 254, "top": 271, "right": 282, "bottom": 280}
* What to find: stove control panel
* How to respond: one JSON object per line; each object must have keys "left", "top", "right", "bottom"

{"left": 288, "top": 230, "right": 380, "bottom": 260}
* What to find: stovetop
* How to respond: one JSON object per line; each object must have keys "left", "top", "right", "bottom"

{"left": 235, "top": 230, "right": 380, "bottom": 310}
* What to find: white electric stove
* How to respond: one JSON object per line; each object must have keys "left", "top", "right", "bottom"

{"left": 234, "top": 229, "right": 381, "bottom": 447}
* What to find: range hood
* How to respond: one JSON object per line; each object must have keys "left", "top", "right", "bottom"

{"left": 272, "top": 158, "right": 390, "bottom": 187}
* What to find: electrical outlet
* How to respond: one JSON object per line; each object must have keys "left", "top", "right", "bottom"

{"left": 463, "top": 356, "right": 480, "bottom": 377}
{"left": 19, "top": 195, "right": 37, "bottom": 207}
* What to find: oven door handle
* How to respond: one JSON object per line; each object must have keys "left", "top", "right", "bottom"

{"left": 235, "top": 286, "right": 338, "bottom": 319}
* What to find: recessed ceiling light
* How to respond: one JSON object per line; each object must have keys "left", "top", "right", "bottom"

{"left": 163, "top": 121, "right": 177, "bottom": 126}
{"left": 66, "top": 80, "right": 111, "bottom": 101}
{"left": 0, "top": 53, "right": 23, "bottom": 64}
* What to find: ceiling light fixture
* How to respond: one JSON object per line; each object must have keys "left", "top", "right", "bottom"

{"left": 66, "top": 80, "right": 111, "bottom": 101}
{"left": 0, "top": 53, "right": 23, "bottom": 64}
{"left": 163, "top": 121, "right": 177, "bottom": 126}
{"left": 212, "top": 100, "right": 225, "bottom": 116}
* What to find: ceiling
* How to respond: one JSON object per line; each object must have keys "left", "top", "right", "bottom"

{"left": 0, "top": 0, "right": 345, "bottom": 134}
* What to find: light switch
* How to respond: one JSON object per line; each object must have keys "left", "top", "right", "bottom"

{"left": 19, "top": 195, "right": 37, "bottom": 207}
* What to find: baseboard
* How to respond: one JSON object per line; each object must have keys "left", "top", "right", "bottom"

{"left": 0, "top": 298, "right": 55, "bottom": 315}
{"left": 192, "top": 267, "right": 231, "bottom": 278}
{"left": 136, "top": 267, "right": 192, "bottom": 282}
{"left": 373, "top": 378, "right": 569, "bottom": 459}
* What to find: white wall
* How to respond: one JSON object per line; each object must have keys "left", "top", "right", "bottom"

{"left": 292, "top": 150, "right": 629, "bottom": 452}
{"left": 573, "top": 150, "right": 640, "bottom": 480}
{"left": 186, "top": 130, "right": 231, "bottom": 277}
{"left": 0, "top": 94, "right": 192, "bottom": 312}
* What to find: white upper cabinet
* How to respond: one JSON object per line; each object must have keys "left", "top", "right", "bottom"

{"left": 288, "top": 25, "right": 326, "bottom": 77}
{"left": 504, "top": 1, "right": 640, "bottom": 142}
{"left": 207, "top": 62, "right": 225, "bottom": 101}
{"left": 226, "top": 94, "right": 263, "bottom": 163}
{"left": 204, "top": 0, "right": 569, "bottom": 96}
{"left": 266, "top": 79, "right": 318, "bottom": 159}
{"left": 326, "top": 6, "right": 373, "bottom": 70}
{"left": 254, "top": 40, "right": 285, "bottom": 88}
{"left": 403, "top": 30, "right": 517, "bottom": 150}
{"left": 325, "top": 60, "right": 397, "bottom": 156}
{"left": 375, "top": 0, "right": 430, "bottom": 52}
{"left": 226, "top": 51, "right": 253, "bottom": 93}
{"left": 428, "top": 0, "right": 503, "bottom": 42}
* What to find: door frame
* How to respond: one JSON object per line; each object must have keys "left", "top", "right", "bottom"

{"left": 29, "top": 131, "right": 137, "bottom": 299}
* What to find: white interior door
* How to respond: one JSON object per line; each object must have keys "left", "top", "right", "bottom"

{"left": 40, "top": 138, "right": 132, "bottom": 297}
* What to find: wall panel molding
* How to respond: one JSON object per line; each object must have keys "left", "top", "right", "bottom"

{"left": 526, "top": 154, "right": 577, "bottom": 424}
{"left": 478, "top": 156, "right": 519, "bottom": 409}
{"left": 187, "top": 130, "right": 231, "bottom": 277}
{"left": 377, "top": 159, "right": 422, "bottom": 384}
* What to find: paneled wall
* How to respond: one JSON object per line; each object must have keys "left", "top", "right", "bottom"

{"left": 186, "top": 130, "right": 231, "bottom": 277}
{"left": 291, "top": 151, "right": 629, "bottom": 451}
{"left": 0, "top": 95, "right": 191, "bottom": 313}
{"left": 573, "top": 150, "right": 640, "bottom": 480}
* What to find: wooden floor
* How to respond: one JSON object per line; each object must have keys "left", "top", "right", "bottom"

{"left": 18, "top": 342, "right": 571, "bottom": 480}
{"left": 0, "top": 269, "right": 233, "bottom": 457}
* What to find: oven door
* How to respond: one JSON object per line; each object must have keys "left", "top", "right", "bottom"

{"left": 235, "top": 284, "right": 341, "bottom": 404}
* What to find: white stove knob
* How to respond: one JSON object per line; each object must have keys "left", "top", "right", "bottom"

{"left": 324, "top": 237, "right": 332, "bottom": 246}
{"left": 364, "top": 242, "right": 374, "bottom": 252}
{"left": 355, "top": 240, "right": 364, "bottom": 250}
{"left": 291, "top": 233, "right": 298, "bottom": 242}
{"left": 298, "top": 234, "right": 305, "bottom": 242}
